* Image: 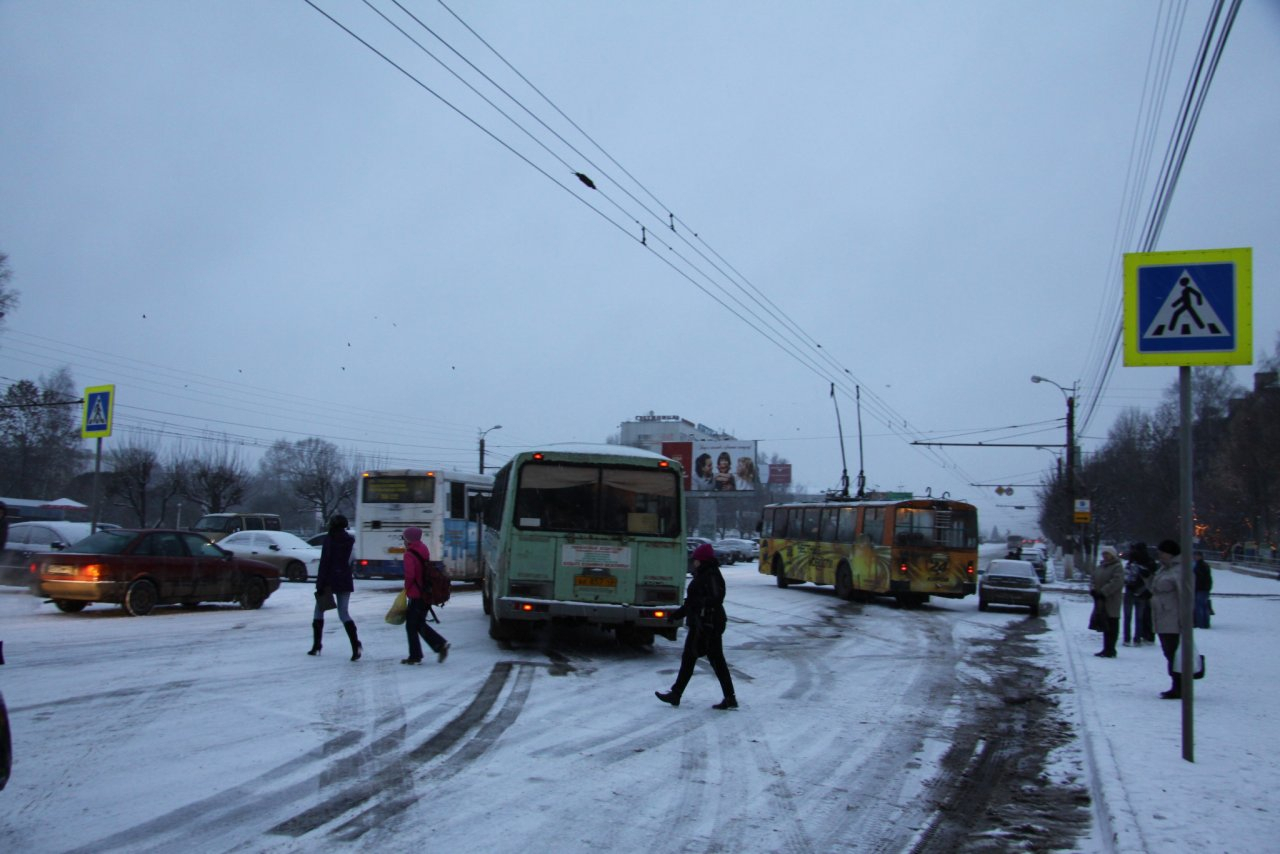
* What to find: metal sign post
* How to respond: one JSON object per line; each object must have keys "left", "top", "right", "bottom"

{"left": 81, "top": 385, "right": 115, "bottom": 534}
{"left": 1124, "top": 247, "right": 1252, "bottom": 763}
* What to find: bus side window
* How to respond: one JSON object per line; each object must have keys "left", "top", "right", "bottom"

{"left": 761, "top": 508, "right": 774, "bottom": 538}
{"left": 450, "top": 482, "right": 466, "bottom": 519}
{"left": 863, "top": 508, "right": 885, "bottom": 544}
{"left": 803, "top": 508, "right": 821, "bottom": 540}
{"left": 820, "top": 509, "right": 839, "bottom": 542}
{"left": 836, "top": 507, "right": 857, "bottom": 542}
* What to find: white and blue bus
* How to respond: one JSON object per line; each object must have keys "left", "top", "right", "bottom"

{"left": 481, "top": 445, "right": 687, "bottom": 645}
{"left": 352, "top": 469, "right": 493, "bottom": 581}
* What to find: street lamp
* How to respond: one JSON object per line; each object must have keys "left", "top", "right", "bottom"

{"left": 479, "top": 425, "right": 502, "bottom": 474}
{"left": 1032, "top": 375, "right": 1078, "bottom": 575}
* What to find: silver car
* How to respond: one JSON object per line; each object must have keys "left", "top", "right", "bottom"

{"left": 979, "top": 559, "right": 1042, "bottom": 617}
{"left": 1, "top": 521, "right": 100, "bottom": 587}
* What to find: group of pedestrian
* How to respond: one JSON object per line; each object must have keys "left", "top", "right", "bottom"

{"left": 305, "top": 516, "right": 448, "bottom": 666}
{"left": 303, "top": 517, "right": 732, "bottom": 703}
{"left": 1090, "top": 538, "right": 1212, "bottom": 700}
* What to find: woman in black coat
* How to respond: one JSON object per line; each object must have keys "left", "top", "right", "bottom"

{"left": 307, "top": 514, "right": 360, "bottom": 661}
{"left": 656, "top": 543, "right": 737, "bottom": 710}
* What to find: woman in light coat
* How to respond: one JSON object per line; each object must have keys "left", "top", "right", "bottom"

{"left": 1148, "top": 539, "right": 1183, "bottom": 699}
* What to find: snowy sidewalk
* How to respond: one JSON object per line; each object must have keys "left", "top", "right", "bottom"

{"left": 1047, "top": 565, "right": 1280, "bottom": 853}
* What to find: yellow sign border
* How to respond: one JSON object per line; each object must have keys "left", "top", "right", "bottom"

{"left": 1123, "top": 247, "right": 1252, "bottom": 367}
{"left": 81, "top": 384, "right": 115, "bottom": 439}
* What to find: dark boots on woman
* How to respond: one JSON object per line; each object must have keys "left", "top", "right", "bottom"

{"left": 343, "top": 620, "right": 362, "bottom": 661}
{"left": 712, "top": 697, "right": 738, "bottom": 710}
{"left": 307, "top": 620, "right": 323, "bottom": 655}
{"left": 655, "top": 691, "right": 680, "bottom": 707}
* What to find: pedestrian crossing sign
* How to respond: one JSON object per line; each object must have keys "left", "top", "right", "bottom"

{"left": 1123, "top": 247, "right": 1252, "bottom": 367}
{"left": 82, "top": 384, "right": 115, "bottom": 438}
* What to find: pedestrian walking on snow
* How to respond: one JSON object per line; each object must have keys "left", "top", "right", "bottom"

{"left": 401, "top": 526, "right": 449, "bottom": 664}
{"left": 656, "top": 543, "right": 737, "bottom": 710}
{"left": 307, "top": 514, "right": 361, "bottom": 661}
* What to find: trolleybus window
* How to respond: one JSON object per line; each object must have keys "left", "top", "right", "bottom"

{"left": 820, "top": 508, "right": 839, "bottom": 542}
{"left": 864, "top": 506, "right": 885, "bottom": 543}
{"left": 836, "top": 506, "right": 857, "bottom": 542}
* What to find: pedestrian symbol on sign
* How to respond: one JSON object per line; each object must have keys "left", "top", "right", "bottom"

{"left": 1143, "top": 270, "right": 1229, "bottom": 340}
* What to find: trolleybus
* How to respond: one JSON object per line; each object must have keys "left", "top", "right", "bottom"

{"left": 759, "top": 496, "right": 978, "bottom": 605}
{"left": 353, "top": 468, "right": 492, "bottom": 581}
{"left": 481, "top": 445, "right": 686, "bottom": 644}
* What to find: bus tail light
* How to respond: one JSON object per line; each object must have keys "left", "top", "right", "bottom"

{"left": 965, "top": 561, "right": 975, "bottom": 576}
{"left": 651, "top": 609, "right": 668, "bottom": 620}
{"left": 898, "top": 562, "right": 909, "bottom": 573}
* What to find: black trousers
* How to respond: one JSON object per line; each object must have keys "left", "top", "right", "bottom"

{"left": 671, "top": 626, "right": 735, "bottom": 700}
{"left": 405, "top": 598, "right": 446, "bottom": 660}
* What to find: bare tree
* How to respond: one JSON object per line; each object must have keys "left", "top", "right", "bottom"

{"left": 178, "top": 441, "right": 250, "bottom": 514}
{"left": 259, "top": 437, "right": 354, "bottom": 523}
{"left": 106, "top": 434, "right": 185, "bottom": 526}
{"left": 0, "top": 251, "right": 18, "bottom": 330}
{"left": 0, "top": 367, "right": 85, "bottom": 497}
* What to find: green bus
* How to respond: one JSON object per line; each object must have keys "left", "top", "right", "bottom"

{"left": 481, "top": 445, "right": 686, "bottom": 644}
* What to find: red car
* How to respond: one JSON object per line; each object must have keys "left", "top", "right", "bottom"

{"left": 32, "top": 528, "right": 281, "bottom": 616}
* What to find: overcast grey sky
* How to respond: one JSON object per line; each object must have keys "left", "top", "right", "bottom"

{"left": 2, "top": 1, "right": 1277, "bottom": 535}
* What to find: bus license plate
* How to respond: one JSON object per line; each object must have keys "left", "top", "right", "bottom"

{"left": 575, "top": 575, "right": 617, "bottom": 588}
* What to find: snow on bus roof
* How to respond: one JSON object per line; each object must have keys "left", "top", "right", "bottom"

{"left": 519, "top": 443, "right": 675, "bottom": 463}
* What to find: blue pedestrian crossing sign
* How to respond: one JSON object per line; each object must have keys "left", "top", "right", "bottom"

{"left": 1123, "top": 247, "right": 1252, "bottom": 367}
{"left": 81, "top": 385, "right": 115, "bottom": 439}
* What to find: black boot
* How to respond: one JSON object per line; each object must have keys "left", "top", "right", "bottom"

{"left": 712, "top": 696, "right": 738, "bottom": 710}
{"left": 655, "top": 690, "right": 680, "bottom": 707}
{"left": 1161, "top": 676, "right": 1182, "bottom": 699}
{"left": 344, "top": 620, "right": 362, "bottom": 661}
{"left": 308, "top": 620, "right": 323, "bottom": 656}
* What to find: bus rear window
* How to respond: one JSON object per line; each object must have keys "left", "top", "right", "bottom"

{"left": 894, "top": 507, "right": 977, "bottom": 548}
{"left": 514, "top": 462, "right": 679, "bottom": 535}
{"left": 362, "top": 476, "right": 435, "bottom": 504}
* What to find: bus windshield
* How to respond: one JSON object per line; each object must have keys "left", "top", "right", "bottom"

{"left": 514, "top": 461, "right": 680, "bottom": 536}
{"left": 361, "top": 475, "right": 435, "bottom": 504}
{"left": 894, "top": 506, "right": 978, "bottom": 548}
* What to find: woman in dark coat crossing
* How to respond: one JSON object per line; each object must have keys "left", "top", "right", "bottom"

{"left": 307, "top": 514, "right": 361, "bottom": 661}
{"left": 656, "top": 543, "right": 737, "bottom": 710}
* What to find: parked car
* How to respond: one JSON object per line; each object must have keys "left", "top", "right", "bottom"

{"left": 189, "top": 512, "right": 282, "bottom": 543}
{"left": 1, "top": 521, "right": 98, "bottom": 587}
{"left": 979, "top": 559, "right": 1041, "bottom": 616}
{"left": 32, "top": 528, "right": 281, "bottom": 616}
{"left": 219, "top": 530, "right": 322, "bottom": 582}
{"left": 715, "top": 538, "right": 759, "bottom": 563}
{"left": 687, "top": 537, "right": 734, "bottom": 565}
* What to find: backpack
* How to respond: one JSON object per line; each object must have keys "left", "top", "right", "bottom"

{"left": 410, "top": 550, "right": 451, "bottom": 607}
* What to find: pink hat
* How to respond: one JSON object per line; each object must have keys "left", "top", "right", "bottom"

{"left": 403, "top": 527, "right": 423, "bottom": 543}
{"left": 692, "top": 543, "right": 715, "bottom": 562}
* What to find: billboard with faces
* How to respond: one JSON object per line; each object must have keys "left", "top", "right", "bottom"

{"left": 662, "top": 440, "right": 758, "bottom": 493}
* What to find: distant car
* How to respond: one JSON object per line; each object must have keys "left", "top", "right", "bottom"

{"left": 219, "top": 530, "right": 321, "bottom": 583}
{"left": 1020, "top": 546, "right": 1049, "bottom": 582}
{"left": 688, "top": 537, "right": 734, "bottom": 565}
{"left": 189, "top": 512, "right": 282, "bottom": 543}
{"left": 32, "top": 528, "right": 281, "bottom": 616}
{"left": 306, "top": 530, "right": 358, "bottom": 551}
{"left": 715, "top": 538, "right": 759, "bottom": 563}
{"left": 979, "top": 559, "right": 1041, "bottom": 617}
{"left": 1, "top": 521, "right": 99, "bottom": 587}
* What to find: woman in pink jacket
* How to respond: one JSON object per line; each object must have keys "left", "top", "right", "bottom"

{"left": 401, "top": 527, "right": 449, "bottom": 664}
